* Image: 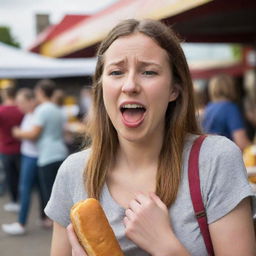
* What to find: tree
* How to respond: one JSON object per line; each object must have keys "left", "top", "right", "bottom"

{"left": 0, "top": 26, "right": 20, "bottom": 48}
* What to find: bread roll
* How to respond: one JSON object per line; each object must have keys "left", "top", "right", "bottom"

{"left": 70, "top": 198, "right": 124, "bottom": 256}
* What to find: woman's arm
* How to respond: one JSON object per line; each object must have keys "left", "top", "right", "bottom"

{"left": 209, "top": 197, "right": 256, "bottom": 255}
{"left": 51, "top": 222, "right": 88, "bottom": 256}
{"left": 51, "top": 222, "right": 72, "bottom": 256}
{"left": 232, "top": 129, "right": 251, "bottom": 151}
{"left": 12, "top": 125, "right": 42, "bottom": 140}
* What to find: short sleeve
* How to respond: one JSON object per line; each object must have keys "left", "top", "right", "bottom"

{"left": 200, "top": 136, "right": 255, "bottom": 224}
{"left": 226, "top": 104, "right": 245, "bottom": 133}
{"left": 33, "top": 106, "right": 46, "bottom": 127}
{"left": 44, "top": 159, "right": 74, "bottom": 227}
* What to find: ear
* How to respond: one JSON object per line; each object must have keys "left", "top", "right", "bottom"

{"left": 169, "top": 85, "right": 179, "bottom": 102}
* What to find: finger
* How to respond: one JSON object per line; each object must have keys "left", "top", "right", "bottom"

{"left": 67, "top": 224, "right": 87, "bottom": 256}
{"left": 66, "top": 224, "right": 79, "bottom": 247}
{"left": 149, "top": 192, "right": 166, "bottom": 209}
{"left": 123, "top": 216, "right": 129, "bottom": 227}
{"left": 72, "top": 249, "right": 88, "bottom": 256}
{"left": 128, "top": 199, "right": 141, "bottom": 213}
{"left": 125, "top": 208, "right": 135, "bottom": 221}
{"left": 135, "top": 193, "right": 151, "bottom": 205}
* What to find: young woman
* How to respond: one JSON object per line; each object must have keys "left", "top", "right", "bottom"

{"left": 45, "top": 19, "right": 256, "bottom": 256}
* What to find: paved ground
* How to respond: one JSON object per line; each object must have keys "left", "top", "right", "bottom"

{"left": 0, "top": 192, "right": 52, "bottom": 256}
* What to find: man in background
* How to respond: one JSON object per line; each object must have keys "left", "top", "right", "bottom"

{"left": 0, "top": 86, "right": 23, "bottom": 212}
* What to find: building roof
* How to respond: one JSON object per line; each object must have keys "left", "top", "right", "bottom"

{"left": 30, "top": 0, "right": 211, "bottom": 57}
{"left": 163, "top": 0, "right": 256, "bottom": 43}
{"left": 30, "top": 14, "right": 90, "bottom": 53}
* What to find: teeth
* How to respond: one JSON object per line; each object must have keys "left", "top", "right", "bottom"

{"left": 122, "top": 104, "right": 144, "bottom": 109}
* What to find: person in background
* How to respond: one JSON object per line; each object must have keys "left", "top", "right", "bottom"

{"left": 46, "top": 19, "right": 255, "bottom": 256}
{"left": 52, "top": 89, "right": 65, "bottom": 107}
{"left": 244, "top": 95, "right": 256, "bottom": 143}
{"left": 78, "top": 86, "right": 92, "bottom": 122}
{"left": 202, "top": 74, "right": 251, "bottom": 151}
{"left": 193, "top": 81, "right": 208, "bottom": 128}
{"left": 0, "top": 86, "right": 23, "bottom": 212}
{"left": 51, "top": 88, "right": 68, "bottom": 124}
{"left": 0, "top": 155, "right": 5, "bottom": 196}
{"left": 13, "top": 80, "right": 68, "bottom": 227}
{"left": 2, "top": 88, "right": 47, "bottom": 235}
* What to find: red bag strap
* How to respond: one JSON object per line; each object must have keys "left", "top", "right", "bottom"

{"left": 188, "top": 135, "right": 215, "bottom": 256}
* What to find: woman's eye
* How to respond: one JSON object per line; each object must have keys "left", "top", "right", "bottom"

{"left": 109, "top": 70, "right": 123, "bottom": 76}
{"left": 143, "top": 71, "right": 157, "bottom": 75}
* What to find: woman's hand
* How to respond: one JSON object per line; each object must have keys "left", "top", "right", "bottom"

{"left": 66, "top": 224, "right": 88, "bottom": 256}
{"left": 123, "top": 192, "right": 188, "bottom": 256}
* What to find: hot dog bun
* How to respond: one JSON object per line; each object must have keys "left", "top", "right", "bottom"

{"left": 70, "top": 198, "right": 124, "bottom": 256}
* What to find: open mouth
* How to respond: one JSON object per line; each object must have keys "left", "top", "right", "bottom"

{"left": 120, "top": 103, "right": 146, "bottom": 124}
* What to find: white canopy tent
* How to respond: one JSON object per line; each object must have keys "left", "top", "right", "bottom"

{"left": 0, "top": 42, "right": 243, "bottom": 80}
{"left": 0, "top": 42, "right": 96, "bottom": 79}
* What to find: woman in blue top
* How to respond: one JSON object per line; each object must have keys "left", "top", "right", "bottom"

{"left": 202, "top": 74, "right": 250, "bottom": 150}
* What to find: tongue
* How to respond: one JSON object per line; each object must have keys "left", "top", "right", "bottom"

{"left": 122, "top": 109, "right": 144, "bottom": 123}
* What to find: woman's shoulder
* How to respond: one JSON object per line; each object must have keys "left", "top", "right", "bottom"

{"left": 196, "top": 135, "right": 245, "bottom": 179}
{"left": 66, "top": 148, "right": 91, "bottom": 161}
{"left": 185, "top": 134, "right": 242, "bottom": 159}
{"left": 203, "top": 134, "right": 241, "bottom": 156}
{"left": 59, "top": 148, "right": 91, "bottom": 176}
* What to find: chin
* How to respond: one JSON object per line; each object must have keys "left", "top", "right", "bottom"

{"left": 117, "top": 128, "right": 149, "bottom": 144}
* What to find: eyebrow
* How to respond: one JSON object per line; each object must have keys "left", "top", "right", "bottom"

{"left": 105, "top": 59, "right": 126, "bottom": 67}
{"left": 106, "top": 59, "right": 162, "bottom": 68}
{"left": 139, "top": 61, "right": 162, "bottom": 68}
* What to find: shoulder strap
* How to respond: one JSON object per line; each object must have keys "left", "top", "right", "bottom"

{"left": 188, "top": 135, "right": 215, "bottom": 256}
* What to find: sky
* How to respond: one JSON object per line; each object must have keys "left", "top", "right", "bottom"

{"left": 0, "top": 0, "right": 118, "bottom": 49}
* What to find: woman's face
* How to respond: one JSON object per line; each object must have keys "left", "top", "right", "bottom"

{"left": 16, "top": 95, "right": 33, "bottom": 114}
{"left": 102, "top": 33, "right": 178, "bottom": 143}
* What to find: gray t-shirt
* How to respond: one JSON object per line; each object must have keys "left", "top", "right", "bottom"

{"left": 45, "top": 135, "right": 255, "bottom": 256}
{"left": 33, "top": 102, "right": 68, "bottom": 166}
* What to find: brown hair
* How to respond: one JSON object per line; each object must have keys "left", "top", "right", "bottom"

{"left": 208, "top": 73, "right": 238, "bottom": 102}
{"left": 2, "top": 86, "right": 17, "bottom": 100}
{"left": 84, "top": 19, "right": 200, "bottom": 207}
{"left": 17, "top": 88, "right": 35, "bottom": 101}
{"left": 52, "top": 89, "right": 65, "bottom": 106}
{"left": 35, "top": 79, "right": 56, "bottom": 98}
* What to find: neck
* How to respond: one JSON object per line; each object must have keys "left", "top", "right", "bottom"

{"left": 4, "top": 99, "right": 15, "bottom": 106}
{"left": 116, "top": 130, "right": 164, "bottom": 173}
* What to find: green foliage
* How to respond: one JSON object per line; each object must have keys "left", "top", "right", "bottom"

{"left": 231, "top": 44, "right": 242, "bottom": 61}
{"left": 0, "top": 26, "right": 20, "bottom": 48}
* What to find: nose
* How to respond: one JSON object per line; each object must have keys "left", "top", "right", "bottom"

{"left": 121, "top": 72, "right": 140, "bottom": 94}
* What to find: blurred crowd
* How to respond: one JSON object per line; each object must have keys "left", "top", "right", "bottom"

{"left": 0, "top": 73, "right": 256, "bottom": 236}
{"left": 0, "top": 79, "right": 92, "bottom": 235}
{"left": 194, "top": 73, "right": 256, "bottom": 189}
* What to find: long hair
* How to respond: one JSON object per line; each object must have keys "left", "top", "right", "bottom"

{"left": 84, "top": 19, "right": 200, "bottom": 207}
